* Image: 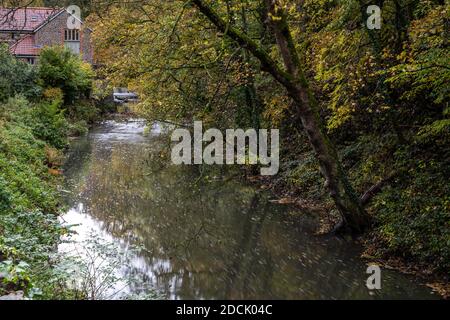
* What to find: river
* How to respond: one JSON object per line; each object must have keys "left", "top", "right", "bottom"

{"left": 59, "top": 118, "right": 437, "bottom": 300}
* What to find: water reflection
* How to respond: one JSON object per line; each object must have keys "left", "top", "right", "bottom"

{"left": 61, "top": 119, "right": 436, "bottom": 300}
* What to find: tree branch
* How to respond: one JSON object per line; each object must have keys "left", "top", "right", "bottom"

{"left": 360, "top": 172, "right": 397, "bottom": 206}
{"left": 189, "top": 0, "right": 293, "bottom": 90}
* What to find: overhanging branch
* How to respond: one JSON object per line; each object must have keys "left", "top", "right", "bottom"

{"left": 189, "top": 0, "right": 293, "bottom": 90}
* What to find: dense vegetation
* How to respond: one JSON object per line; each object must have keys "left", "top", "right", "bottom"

{"left": 88, "top": 0, "right": 449, "bottom": 274}
{"left": 0, "top": 0, "right": 448, "bottom": 298}
{"left": 0, "top": 44, "right": 98, "bottom": 297}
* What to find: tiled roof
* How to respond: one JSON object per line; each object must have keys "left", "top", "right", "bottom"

{"left": 10, "top": 34, "right": 40, "bottom": 56}
{"left": 0, "top": 7, "right": 63, "bottom": 32}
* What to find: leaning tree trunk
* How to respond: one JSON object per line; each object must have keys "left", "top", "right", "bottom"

{"left": 263, "top": 0, "right": 369, "bottom": 233}
{"left": 292, "top": 84, "right": 369, "bottom": 233}
{"left": 191, "top": 0, "right": 370, "bottom": 233}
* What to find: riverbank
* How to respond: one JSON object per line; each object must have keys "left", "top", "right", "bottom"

{"left": 0, "top": 97, "right": 67, "bottom": 298}
{"left": 0, "top": 45, "right": 113, "bottom": 299}
{"left": 0, "top": 102, "right": 116, "bottom": 299}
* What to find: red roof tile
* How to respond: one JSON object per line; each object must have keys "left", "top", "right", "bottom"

{"left": 10, "top": 34, "right": 40, "bottom": 56}
{"left": 0, "top": 7, "right": 63, "bottom": 32}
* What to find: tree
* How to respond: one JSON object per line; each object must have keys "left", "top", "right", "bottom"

{"left": 189, "top": 0, "right": 369, "bottom": 233}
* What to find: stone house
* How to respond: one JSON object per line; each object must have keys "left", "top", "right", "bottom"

{"left": 0, "top": 7, "right": 93, "bottom": 64}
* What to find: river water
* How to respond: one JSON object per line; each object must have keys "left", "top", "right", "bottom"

{"left": 60, "top": 119, "right": 437, "bottom": 300}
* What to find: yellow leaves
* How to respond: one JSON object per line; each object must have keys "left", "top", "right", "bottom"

{"left": 80, "top": 61, "right": 95, "bottom": 78}
{"left": 262, "top": 95, "right": 290, "bottom": 126}
{"left": 45, "top": 145, "right": 63, "bottom": 168}
{"left": 268, "top": 12, "right": 282, "bottom": 22}
{"left": 326, "top": 93, "right": 355, "bottom": 131}
{"left": 42, "top": 88, "right": 64, "bottom": 102}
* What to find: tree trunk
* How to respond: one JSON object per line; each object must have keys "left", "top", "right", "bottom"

{"left": 264, "top": 0, "right": 369, "bottom": 233}
{"left": 191, "top": 0, "right": 370, "bottom": 233}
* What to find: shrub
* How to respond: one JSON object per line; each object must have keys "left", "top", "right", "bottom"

{"left": 0, "top": 176, "right": 12, "bottom": 212}
{"left": 372, "top": 156, "right": 450, "bottom": 271}
{"left": 68, "top": 120, "right": 89, "bottom": 137}
{"left": 38, "top": 46, "right": 94, "bottom": 104}
{"left": 42, "top": 87, "right": 64, "bottom": 103}
{"left": 0, "top": 43, "right": 99, "bottom": 299}
{"left": 0, "top": 123, "right": 58, "bottom": 214}
{"left": 0, "top": 44, "right": 40, "bottom": 101}
{"left": 29, "top": 99, "right": 69, "bottom": 149}
{"left": 66, "top": 100, "right": 100, "bottom": 124}
{"left": 0, "top": 96, "right": 64, "bottom": 298}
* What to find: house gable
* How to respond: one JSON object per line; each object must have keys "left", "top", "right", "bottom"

{"left": 0, "top": 7, "right": 93, "bottom": 64}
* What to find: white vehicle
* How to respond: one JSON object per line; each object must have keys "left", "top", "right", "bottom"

{"left": 113, "top": 88, "right": 139, "bottom": 104}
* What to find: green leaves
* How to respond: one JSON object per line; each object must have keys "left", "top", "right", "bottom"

{"left": 38, "top": 46, "right": 94, "bottom": 105}
{"left": 0, "top": 44, "right": 40, "bottom": 102}
{"left": 417, "top": 119, "right": 450, "bottom": 140}
{"left": 0, "top": 260, "right": 31, "bottom": 292}
{"left": 0, "top": 83, "right": 66, "bottom": 300}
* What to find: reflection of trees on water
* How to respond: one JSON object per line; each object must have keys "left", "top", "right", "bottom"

{"left": 63, "top": 132, "right": 434, "bottom": 300}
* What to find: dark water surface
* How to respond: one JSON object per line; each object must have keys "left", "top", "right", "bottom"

{"left": 60, "top": 119, "right": 437, "bottom": 300}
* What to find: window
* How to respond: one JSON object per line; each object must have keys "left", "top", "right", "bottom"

{"left": 64, "top": 29, "right": 81, "bottom": 55}
{"left": 26, "top": 57, "right": 35, "bottom": 65}
{"left": 64, "top": 29, "right": 80, "bottom": 41}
